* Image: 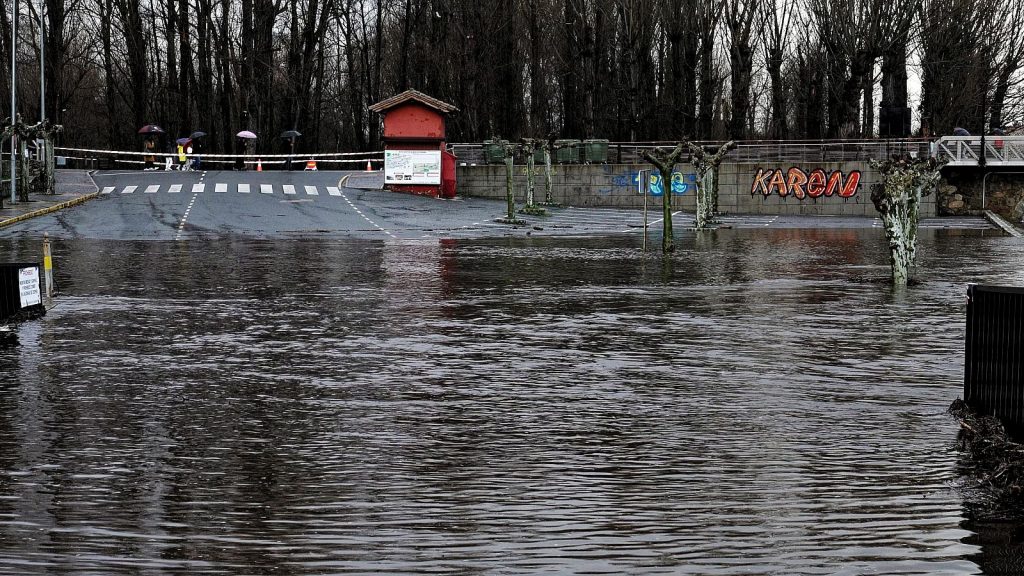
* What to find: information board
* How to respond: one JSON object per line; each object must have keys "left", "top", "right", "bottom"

{"left": 385, "top": 150, "right": 442, "bottom": 185}
{"left": 19, "top": 267, "right": 41, "bottom": 308}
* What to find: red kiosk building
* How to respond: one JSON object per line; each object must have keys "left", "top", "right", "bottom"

{"left": 369, "top": 90, "right": 458, "bottom": 199}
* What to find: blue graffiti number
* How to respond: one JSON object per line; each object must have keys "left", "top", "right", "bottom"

{"left": 636, "top": 171, "right": 696, "bottom": 196}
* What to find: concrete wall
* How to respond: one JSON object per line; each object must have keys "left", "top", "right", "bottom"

{"left": 458, "top": 162, "right": 937, "bottom": 217}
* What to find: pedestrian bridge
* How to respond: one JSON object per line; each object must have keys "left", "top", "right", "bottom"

{"left": 934, "top": 135, "right": 1024, "bottom": 167}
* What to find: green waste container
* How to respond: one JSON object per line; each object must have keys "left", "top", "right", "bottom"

{"left": 555, "top": 140, "right": 582, "bottom": 164}
{"left": 483, "top": 140, "right": 507, "bottom": 164}
{"left": 583, "top": 139, "right": 609, "bottom": 163}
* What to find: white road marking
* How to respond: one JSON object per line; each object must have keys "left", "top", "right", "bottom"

{"left": 121, "top": 185, "right": 137, "bottom": 194}
{"left": 339, "top": 190, "right": 395, "bottom": 238}
{"left": 238, "top": 183, "right": 250, "bottom": 193}
{"left": 192, "top": 183, "right": 205, "bottom": 193}
{"left": 261, "top": 184, "right": 274, "bottom": 194}
{"left": 282, "top": 185, "right": 296, "bottom": 195}
{"left": 327, "top": 186, "right": 341, "bottom": 196}
{"left": 145, "top": 185, "right": 160, "bottom": 193}
{"left": 169, "top": 184, "right": 183, "bottom": 193}
{"left": 305, "top": 186, "right": 318, "bottom": 196}
{"left": 175, "top": 192, "right": 200, "bottom": 241}
{"left": 101, "top": 186, "right": 115, "bottom": 194}
{"left": 215, "top": 183, "right": 227, "bottom": 193}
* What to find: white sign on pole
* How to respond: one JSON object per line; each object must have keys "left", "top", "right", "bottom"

{"left": 384, "top": 149, "right": 442, "bottom": 185}
{"left": 19, "top": 267, "right": 41, "bottom": 308}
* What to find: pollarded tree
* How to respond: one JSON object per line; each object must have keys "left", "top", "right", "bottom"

{"left": 688, "top": 141, "right": 736, "bottom": 229}
{"left": 869, "top": 156, "right": 946, "bottom": 285}
{"left": 641, "top": 143, "right": 687, "bottom": 253}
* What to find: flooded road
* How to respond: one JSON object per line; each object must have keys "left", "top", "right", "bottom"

{"left": 1, "top": 227, "right": 1021, "bottom": 574}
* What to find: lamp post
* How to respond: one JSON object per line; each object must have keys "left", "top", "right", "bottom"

{"left": 39, "top": 0, "right": 44, "bottom": 123}
{"left": 9, "top": 0, "right": 17, "bottom": 204}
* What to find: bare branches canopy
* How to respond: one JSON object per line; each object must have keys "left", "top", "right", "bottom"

{"left": 2, "top": 0, "right": 1023, "bottom": 152}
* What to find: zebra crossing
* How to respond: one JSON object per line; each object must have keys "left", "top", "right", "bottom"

{"left": 101, "top": 183, "right": 344, "bottom": 196}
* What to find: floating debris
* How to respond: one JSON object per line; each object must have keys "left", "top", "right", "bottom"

{"left": 950, "top": 398, "right": 1024, "bottom": 506}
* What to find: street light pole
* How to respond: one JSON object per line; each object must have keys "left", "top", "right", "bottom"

{"left": 10, "top": 0, "right": 17, "bottom": 204}
{"left": 39, "top": 0, "right": 44, "bottom": 123}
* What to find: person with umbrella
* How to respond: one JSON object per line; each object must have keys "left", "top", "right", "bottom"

{"left": 190, "top": 131, "right": 207, "bottom": 170}
{"left": 176, "top": 137, "right": 191, "bottom": 170}
{"left": 236, "top": 130, "right": 257, "bottom": 170}
{"left": 281, "top": 129, "right": 301, "bottom": 171}
{"left": 138, "top": 124, "right": 165, "bottom": 170}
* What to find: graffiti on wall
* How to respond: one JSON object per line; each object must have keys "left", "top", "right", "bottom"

{"left": 631, "top": 171, "right": 697, "bottom": 196}
{"left": 752, "top": 168, "right": 862, "bottom": 199}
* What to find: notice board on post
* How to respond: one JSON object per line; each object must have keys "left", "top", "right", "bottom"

{"left": 1, "top": 263, "right": 45, "bottom": 324}
{"left": 384, "top": 149, "right": 442, "bottom": 185}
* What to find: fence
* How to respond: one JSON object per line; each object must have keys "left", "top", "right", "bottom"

{"left": 964, "top": 284, "right": 1024, "bottom": 438}
{"left": 449, "top": 139, "right": 934, "bottom": 166}
{"left": 52, "top": 146, "right": 383, "bottom": 171}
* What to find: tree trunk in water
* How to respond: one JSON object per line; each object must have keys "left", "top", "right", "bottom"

{"left": 641, "top": 143, "right": 687, "bottom": 253}
{"left": 543, "top": 147, "right": 554, "bottom": 204}
{"left": 688, "top": 141, "right": 736, "bottom": 229}
{"left": 504, "top": 151, "right": 516, "bottom": 222}
{"left": 869, "top": 157, "right": 945, "bottom": 285}
{"left": 524, "top": 147, "right": 537, "bottom": 209}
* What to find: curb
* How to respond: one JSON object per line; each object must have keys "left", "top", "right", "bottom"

{"left": 983, "top": 210, "right": 1023, "bottom": 238}
{"left": 0, "top": 191, "right": 100, "bottom": 229}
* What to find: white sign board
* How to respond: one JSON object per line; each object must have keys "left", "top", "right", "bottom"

{"left": 19, "top": 267, "right": 41, "bottom": 308}
{"left": 385, "top": 149, "right": 442, "bottom": 185}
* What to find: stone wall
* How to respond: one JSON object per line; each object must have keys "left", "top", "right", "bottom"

{"left": 938, "top": 169, "right": 1024, "bottom": 220}
{"left": 458, "top": 162, "right": 938, "bottom": 217}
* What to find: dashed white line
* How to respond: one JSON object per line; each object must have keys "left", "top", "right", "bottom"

{"left": 121, "top": 185, "right": 137, "bottom": 194}
{"left": 101, "top": 186, "right": 115, "bottom": 194}
{"left": 339, "top": 190, "right": 395, "bottom": 238}
{"left": 175, "top": 192, "right": 200, "bottom": 241}
{"left": 145, "top": 185, "right": 160, "bottom": 193}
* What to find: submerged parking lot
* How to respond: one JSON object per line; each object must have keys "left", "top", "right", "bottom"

{"left": 2, "top": 223, "right": 1021, "bottom": 573}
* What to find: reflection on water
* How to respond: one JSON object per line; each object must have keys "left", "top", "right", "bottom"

{"left": 1, "top": 228, "right": 1022, "bottom": 574}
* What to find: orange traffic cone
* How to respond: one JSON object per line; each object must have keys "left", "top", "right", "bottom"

{"left": 257, "top": 159, "right": 262, "bottom": 172}
{"left": 366, "top": 160, "right": 372, "bottom": 172}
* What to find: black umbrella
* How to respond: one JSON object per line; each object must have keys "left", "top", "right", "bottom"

{"left": 953, "top": 127, "right": 971, "bottom": 136}
{"left": 281, "top": 130, "right": 302, "bottom": 139}
{"left": 138, "top": 124, "right": 165, "bottom": 135}
{"left": 190, "top": 131, "right": 208, "bottom": 139}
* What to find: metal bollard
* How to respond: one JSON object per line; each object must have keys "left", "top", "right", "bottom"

{"left": 43, "top": 232, "right": 53, "bottom": 303}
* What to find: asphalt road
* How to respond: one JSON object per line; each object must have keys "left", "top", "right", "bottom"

{"left": 2, "top": 170, "right": 512, "bottom": 241}
{"left": 0, "top": 169, "right": 998, "bottom": 240}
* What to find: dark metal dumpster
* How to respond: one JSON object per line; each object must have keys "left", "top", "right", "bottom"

{"left": 0, "top": 263, "right": 46, "bottom": 324}
{"left": 964, "top": 284, "right": 1024, "bottom": 437}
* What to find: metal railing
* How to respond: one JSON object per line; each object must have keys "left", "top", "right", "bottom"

{"left": 935, "top": 135, "right": 1024, "bottom": 166}
{"left": 52, "top": 146, "right": 383, "bottom": 171}
{"left": 450, "top": 139, "right": 933, "bottom": 165}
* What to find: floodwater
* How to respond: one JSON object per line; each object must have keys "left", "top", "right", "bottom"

{"left": 1, "top": 228, "right": 1023, "bottom": 574}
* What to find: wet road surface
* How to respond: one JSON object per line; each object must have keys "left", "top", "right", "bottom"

{"left": 3, "top": 226, "right": 1024, "bottom": 574}
{"left": 0, "top": 170, "right": 997, "bottom": 241}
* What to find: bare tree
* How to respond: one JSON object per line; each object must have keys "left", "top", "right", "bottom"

{"left": 724, "top": 0, "right": 762, "bottom": 140}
